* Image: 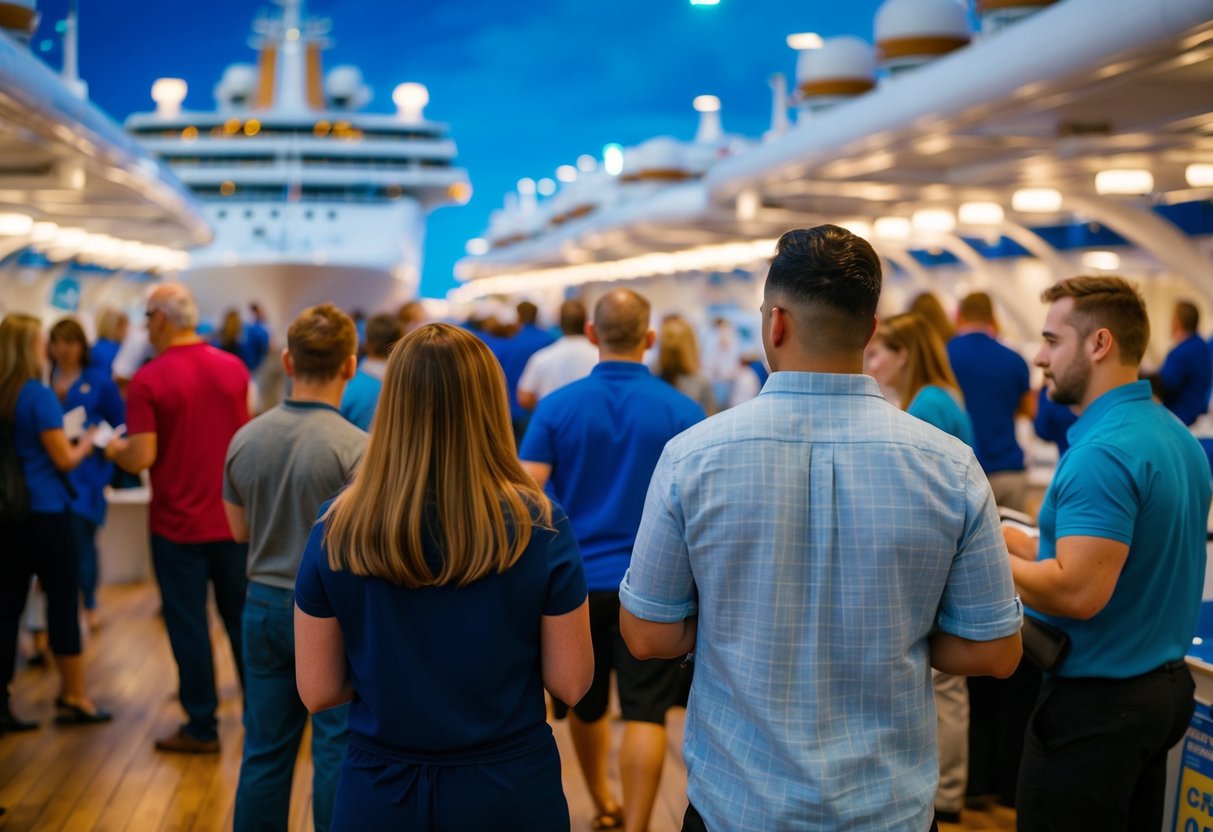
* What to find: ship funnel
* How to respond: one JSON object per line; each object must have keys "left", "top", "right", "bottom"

{"left": 693, "top": 95, "right": 723, "bottom": 144}
{"left": 797, "top": 36, "right": 875, "bottom": 114}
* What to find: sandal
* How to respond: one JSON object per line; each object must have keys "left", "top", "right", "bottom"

{"left": 591, "top": 808, "right": 624, "bottom": 830}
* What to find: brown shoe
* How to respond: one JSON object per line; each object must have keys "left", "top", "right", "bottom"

{"left": 154, "top": 728, "right": 218, "bottom": 754}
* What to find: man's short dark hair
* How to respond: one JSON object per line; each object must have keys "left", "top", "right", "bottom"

{"left": 1176, "top": 300, "right": 1200, "bottom": 334}
{"left": 288, "top": 303, "right": 357, "bottom": 382}
{"left": 559, "top": 299, "right": 587, "bottom": 336}
{"left": 764, "top": 225, "right": 882, "bottom": 351}
{"left": 1041, "top": 276, "right": 1150, "bottom": 365}
{"left": 593, "top": 289, "right": 651, "bottom": 353}
{"left": 365, "top": 313, "right": 404, "bottom": 358}
{"left": 517, "top": 301, "right": 539, "bottom": 326}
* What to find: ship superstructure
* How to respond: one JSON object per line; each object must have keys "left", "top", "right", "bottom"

{"left": 125, "top": 0, "right": 470, "bottom": 327}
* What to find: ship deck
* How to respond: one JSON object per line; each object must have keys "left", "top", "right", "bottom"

{"left": 0, "top": 582, "right": 1015, "bottom": 831}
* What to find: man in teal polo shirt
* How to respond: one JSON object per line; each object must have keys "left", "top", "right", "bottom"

{"left": 1005, "top": 276, "right": 1210, "bottom": 831}
{"left": 520, "top": 288, "right": 705, "bottom": 832}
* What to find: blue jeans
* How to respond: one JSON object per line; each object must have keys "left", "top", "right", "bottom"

{"left": 235, "top": 582, "right": 348, "bottom": 832}
{"left": 150, "top": 535, "right": 247, "bottom": 742}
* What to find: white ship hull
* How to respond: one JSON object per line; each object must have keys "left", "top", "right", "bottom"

{"left": 184, "top": 198, "right": 426, "bottom": 328}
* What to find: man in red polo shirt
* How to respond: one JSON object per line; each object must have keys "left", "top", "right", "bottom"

{"left": 108, "top": 282, "right": 249, "bottom": 753}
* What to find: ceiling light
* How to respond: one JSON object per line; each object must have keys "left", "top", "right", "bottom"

{"left": 786, "top": 32, "right": 824, "bottom": 50}
{"left": 1094, "top": 169, "right": 1153, "bottom": 196}
{"left": 1012, "top": 188, "right": 1062, "bottom": 213}
{"left": 556, "top": 165, "right": 578, "bottom": 183}
{"left": 911, "top": 208, "right": 956, "bottom": 234}
{"left": 874, "top": 216, "right": 911, "bottom": 241}
{"left": 693, "top": 95, "right": 721, "bottom": 114}
{"left": 603, "top": 144, "right": 624, "bottom": 177}
{"left": 958, "top": 202, "right": 1005, "bottom": 226}
{"left": 1081, "top": 251, "right": 1120, "bottom": 271}
{"left": 0, "top": 213, "right": 33, "bottom": 235}
{"left": 1186, "top": 164, "right": 1213, "bottom": 187}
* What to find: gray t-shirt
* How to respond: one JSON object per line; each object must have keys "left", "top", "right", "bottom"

{"left": 223, "top": 399, "right": 367, "bottom": 589}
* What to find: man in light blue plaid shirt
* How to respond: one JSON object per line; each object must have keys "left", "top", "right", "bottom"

{"left": 620, "top": 225, "right": 1023, "bottom": 832}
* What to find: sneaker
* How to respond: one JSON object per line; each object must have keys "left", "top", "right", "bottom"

{"left": 154, "top": 728, "right": 219, "bottom": 754}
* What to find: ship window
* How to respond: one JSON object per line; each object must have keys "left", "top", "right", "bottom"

{"left": 270, "top": 210, "right": 279, "bottom": 218}
{"left": 328, "top": 210, "right": 337, "bottom": 221}
{"left": 244, "top": 209, "right": 253, "bottom": 219}
{"left": 253, "top": 227, "right": 265, "bottom": 237}
{"left": 304, "top": 210, "right": 314, "bottom": 220}
{"left": 217, "top": 210, "right": 227, "bottom": 219}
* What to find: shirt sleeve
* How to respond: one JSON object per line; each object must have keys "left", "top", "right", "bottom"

{"left": 124, "top": 373, "right": 157, "bottom": 436}
{"left": 543, "top": 504, "right": 588, "bottom": 616}
{"left": 294, "top": 517, "right": 335, "bottom": 618}
{"left": 1049, "top": 443, "right": 1137, "bottom": 545}
{"left": 619, "top": 447, "right": 698, "bottom": 623}
{"left": 30, "top": 384, "right": 64, "bottom": 432}
{"left": 517, "top": 353, "right": 540, "bottom": 396}
{"left": 518, "top": 402, "right": 556, "bottom": 464}
{"left": 936, "top": 455, "right": 1023, "bottom": 640}
{"left": 222, "top": 431, "right": 245, "bottom": 506}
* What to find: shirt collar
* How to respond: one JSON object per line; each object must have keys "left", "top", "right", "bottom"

{"left": 1066, "top": 380, "right": 1152, "bottom": 445}
{"left": 283, "top": 399, "right": 342, "bottom": 414}
{"left": 759, "top": 371, "right": 885, "bottom": 399}
{"left": 591, "top": 360, "right": 649, "bottom": 378}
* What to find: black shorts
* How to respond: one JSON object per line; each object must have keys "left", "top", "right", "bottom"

{"left": 553, "top": 591, "right": 688, "bottom": 725}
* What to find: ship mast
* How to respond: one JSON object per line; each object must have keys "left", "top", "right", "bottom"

{"left": 250, "top": 0, "right": 331, "bottom": 114}
{"left": 61, "top": 0, "right": 87, "bottom": 99}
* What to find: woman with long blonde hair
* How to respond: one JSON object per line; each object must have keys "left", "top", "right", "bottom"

{"left": 0, "top": 313, "right": 109, "bottom": 731}
{"left": 294, "top": 322, "right": 592, "bottom": 831}
{"left": 655, "top": 315, "right": 716, "bottom": 415}
{"left": 865, "top": 310, "right": 974, "bottom": 823}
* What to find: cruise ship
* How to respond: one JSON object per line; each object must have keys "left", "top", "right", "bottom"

{"left": 124, "top": 0, "right": 471, "bottom": 330}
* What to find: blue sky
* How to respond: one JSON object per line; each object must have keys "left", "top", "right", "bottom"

{"left": 33, "top": 0, "right": 885, "bottom": 297}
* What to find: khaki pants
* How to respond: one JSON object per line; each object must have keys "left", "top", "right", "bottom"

{"left": 988, "top": 470, "right": 1028, "bottom": 513}
{"left": 934, "top": 670, "right": 970, "bottom": 814}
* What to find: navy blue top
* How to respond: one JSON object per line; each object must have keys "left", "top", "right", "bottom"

{"left": 1034, "top": 386, "right": 1079, "bottom": 456}
{"left": 244, "top": 320, "right": 270, "bottom": 372}
{"left": 1034, "top": 381, "right": 1211, "bottom": 678}
{"left": 1158, "top": 333, "right": 1212, "bottom": 426}
{"left": 56, "top": 365, "right": 124, "bottom": 524}
{"left": 519, "top": 361, "right": 705, "bottom": 591}
{"left": 947, "top": 332, "right": 1030, "bottom": 474}
{"left": 496, "top": 325, "right": 556, "bottom": 423}
{"left": 11, "top": 380, "right": 70, "bottom": 513}
{"left": 295, "top": 501, "right": 587, "bottom": 755}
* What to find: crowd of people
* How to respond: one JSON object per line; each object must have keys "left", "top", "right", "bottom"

{"left": 0, "top": 223, "right": 1210, "bottom": 832}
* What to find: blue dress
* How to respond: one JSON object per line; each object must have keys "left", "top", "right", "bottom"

{"left": 295, "top": 501, "right": 587, "bottom": 831}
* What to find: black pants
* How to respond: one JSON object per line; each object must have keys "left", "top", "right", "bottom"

{"left": 0, "top": 512, "right": 83, "bottom": 706}
{"left": 967, "top": 657, "right": 1041, "bottom": 806}
{"left": 1016, "top": 659, "right": 1195, "bottom": 831}
{"left": 681, "top": 803, "right": 940, "bottom": 831}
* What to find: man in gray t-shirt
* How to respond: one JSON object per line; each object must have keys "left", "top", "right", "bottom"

{"left": 222, "top": 303, "right": 367, "bottom": 832}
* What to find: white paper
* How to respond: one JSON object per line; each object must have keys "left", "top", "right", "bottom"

{"left": 62, "top": 405, "right": 86, "bottom": 441}
{"left": 92, "top": 421, "right": 115, "bottom": 449}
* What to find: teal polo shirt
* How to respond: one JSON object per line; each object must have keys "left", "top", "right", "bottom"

{"left": 519, "top": 361, "right": 705, "bottom": 592}
{"left": 1033, "top": 380, "right": 1211, "bottom": 678}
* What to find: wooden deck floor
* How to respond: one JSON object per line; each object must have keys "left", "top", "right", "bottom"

{"left": 0, "top": 582, "right": 1015, "bottom": 831}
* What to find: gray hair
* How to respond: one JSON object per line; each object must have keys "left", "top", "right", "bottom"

{"left": 148, "top": 290, "right": 199, "bottom": 330}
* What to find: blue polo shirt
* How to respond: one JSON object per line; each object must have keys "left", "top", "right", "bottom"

{"left": 1158, "top": 333, "right": 1212, "bottom": 426}
{"left": 907, "top": 385, "right": 973, "bottom": 447}
{"left": 1033, "top": 381, "right": 1211, "bottom": 678}
{"left": 58, "top": 365, "right": 124, "bottom": 524}
{"left": 500, "top": 325, "right": 556, "bottom": 423}
{"left": 340, "top": 368, "right": 383, "bottom": 431}
{"left": 12, "top": 380, "right": 71, "bottom": 513}
{"left": 519, "top": 361, "right": 705, "bottom": 591}
{"left": 947, "top": 332, "right": 1029, "bottom": 474}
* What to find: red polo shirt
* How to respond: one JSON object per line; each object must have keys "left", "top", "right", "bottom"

{"left": 126, "top": 342, "right": 249, "bottom": 543}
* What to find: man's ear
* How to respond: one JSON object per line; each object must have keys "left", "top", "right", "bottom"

{"left": 281, "top": 348, "right": 294, "bottom": 378}
{"left": 644, "top": 329, "right": 656, "bottom": 350}
{"left": 585, "top": 321, "right": 600, "bottom": 347}
{"left": 769, "top": 307, "right": 787, "bottom": 348}
{"left": 340, "top": 353, "right": 358, "bottom": 381}
{"left": 1088, "top": 327, "right": 1116, "bottom": 363}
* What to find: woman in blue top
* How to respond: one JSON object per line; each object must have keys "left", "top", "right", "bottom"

{"left": 867, "top": 311, "right": 974, "bottom": 446}
{"left": 295, "top": 323, "right": 593, "bottom": 832}
{"left": 0, "top": 313, "right": 111, "bottom": 731}
{"left": 865, "top": 310, "right": 975, "bottom": 824}
{"left": 48, "top": 318, "right": 124, "bottom": 628}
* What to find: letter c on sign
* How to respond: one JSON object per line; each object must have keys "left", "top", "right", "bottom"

{"left": 1192, "top": 787, "right": 1202, "bottom": 808}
